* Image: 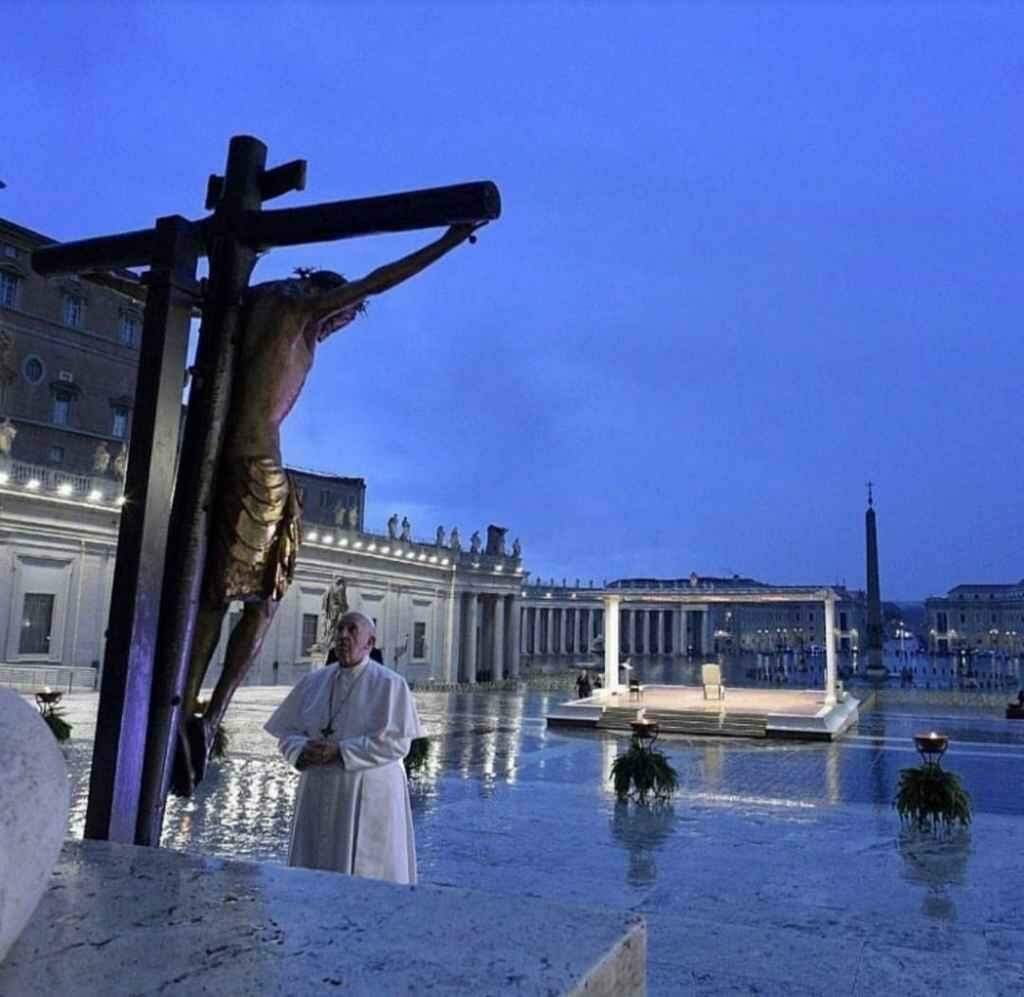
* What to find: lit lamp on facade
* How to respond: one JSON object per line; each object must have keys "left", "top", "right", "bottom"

{"left": 913, "top": 731, "right": 948, "bottom": 766}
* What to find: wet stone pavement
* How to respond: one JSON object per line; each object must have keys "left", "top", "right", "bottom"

{"left": 50, "top": 681, "right": 1024, "bottom": 996}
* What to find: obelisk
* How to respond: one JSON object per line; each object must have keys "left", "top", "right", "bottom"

{"left": 865, "top": 482, "right": 885, "bottom": 676}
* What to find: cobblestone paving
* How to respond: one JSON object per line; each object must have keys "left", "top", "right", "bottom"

{"left": 47, "top": 685, "right": 1024, "bottom": 995}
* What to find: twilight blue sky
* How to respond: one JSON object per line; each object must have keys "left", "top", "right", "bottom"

{"left": 4, "top": 2, "right": 1022, "bottom": 599}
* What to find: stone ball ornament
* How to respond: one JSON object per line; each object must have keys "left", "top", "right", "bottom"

{"left": 0, "top": 689, "right": 70, "bottom": 963}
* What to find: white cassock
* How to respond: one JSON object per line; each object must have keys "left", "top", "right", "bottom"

{"left": 264, "top": 657, "right": 424, "bottom": 884}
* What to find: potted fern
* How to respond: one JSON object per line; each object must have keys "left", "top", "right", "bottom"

{"left": 404, "top": 736, "right": 431, "bottom": 776}
{"left": 610, "top": 718, "right": 678, "bottom": 805}
{"left": 35, "top": 689, "right": 72, "bottom": 742}
{"left": 894, "top": 732, "right": 972, "bottom": 831}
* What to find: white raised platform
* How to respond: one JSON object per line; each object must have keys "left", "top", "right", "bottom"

{"left": 0, "top": 840, "right": 645, "bottom": 996}
{"left": 547, "top": 684, "right": 860, "bottom": 740}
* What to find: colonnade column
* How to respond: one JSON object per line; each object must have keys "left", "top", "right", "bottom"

{"left": 532, "top": 606, "right": 541, "bottom": 656}
{"left": 604, "top": 594, "right": 621, "bottom": 692}
{"left": 508, "top": 596, "right": 521, "bottom": 678}
{"left": 824, "top": 592, "right": 838, "bottom": 706}
{"left": 559, "top": 608, "right": 568, "bottom": 656}
{"left": 622, "top": 608, "right": 632, "bottom": 653}
{"left": 673, "top": 607, "right": 684, "bottom": 656}
{"left": 464, "top": 593, "right": 479, "bottom": 684}
{"left": 492, "top": 595, "right": 505, "bottom": 680}
{"left": 651, "top": 610, "right": 660, "bottom": 654}
{"left": 446, "top": 586, "right": 462, "bottom": 682}
{"left": 582, "top": 609, "right": 592, "bottom": 653}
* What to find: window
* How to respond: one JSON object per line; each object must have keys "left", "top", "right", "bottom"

{"left": 23, "top": 355, "right": 43, "bottom": 384}
{"left": 19, "top": 593, "right": 54, "bottom": 654}
{"left": 51, "top": 390, "right": 71, "bottom": 425}
{"left": 302, "top": 613, "right": 319, "bottom": 655}
{"left": 119, "top": 313, "right": 139, "bottom": 347}
{"left": 3, "top": 244, "right": 19, "bottom": 259}
{"left": 319, "top": 489, "right": 332, "bottom": 509}
{"left": 0, "top": 271, "right": 19, "bottom": 308}
{"left": 111, "top": 405, "right": 129, "bottom": 439}
{"left": 63, "top": 295, "right": 84, "bottom": 328}
{"left": 413, "top": 622, "right": 427, "bottom": 659}
{"left": 839, "top": 612, "right": 848, "bottom": 631}
{"left": 48, "top": 445, "right": 64, "bottom": 463}
{"left": 937, "top": 612, "right": 948, "bottom": 634}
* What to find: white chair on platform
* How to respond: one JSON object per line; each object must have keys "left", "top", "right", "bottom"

{"left": 701, "top": 663, "right": 725, "bottom": 701}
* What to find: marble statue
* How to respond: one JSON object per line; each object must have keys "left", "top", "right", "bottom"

{"left": 92, "top": 442, "right": 111, "bottom": 474}
{"left": 319, "top": 576, "right": 349, "bottom": 650}
{"left": 449, "top": 527, "right": 461, "bottom": 552}
{"left": 435, "top": 525, "right": 445, "bottom": 547}
{"left": 387, "top": 513, "right": 399, "bottom": 540}
{"left": 400, "top": 516, "right": 411, "bottom": 542}
{"left": 112, "top": 444, "right": 128, "bottom": 481}
{"left": 0, "top": 417, "right": 16, "bottom": 456}
{"left": 173, "top": 223, "right": 480, "bottom": 796}
{"left": 512, "top": 537, "right": 522, "bottom": 558}
{"left": 469, "top": 531, "right": 481, "bottom": 554}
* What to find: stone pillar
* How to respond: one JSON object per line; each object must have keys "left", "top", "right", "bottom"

{"left": 464, "top": 593, "right": 479, "bottom": 684}
{"left": 651, "top": 610, "right": 660, "bottom": 654}
{"left": 492, "top": 595, "right": 505, "bottom": 681}
{"left": 701, "top": 610, "right": 712, "bottom": 657}
{"left": 446, "top": 586, "right": 462, "bottom": 683}
{"left": 559, "top": 607, "right": 568, "bottom": 656}
{"left": 603, "top": 594, "right": 621, "bottom": 692}
{"left": 508, "top": 596, "right": 521, "bottom": 678}
{"left": 532, "top": 606, "right": 540, "bottom": 656}
{"left": 672, "top": 607, "right": 683, "bottom": 655}
{"left": 582, "top": 609, "right": 592, "bottom": 653}
{"left": 622, "top": 608, "right": 632, "bottom": 654}
{"left": 824, "top": 592, "right": 838, "bottom": 707}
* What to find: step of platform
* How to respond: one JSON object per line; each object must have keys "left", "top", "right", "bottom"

{"left": 597, "top": 706, "right": 768, "bottom": 738}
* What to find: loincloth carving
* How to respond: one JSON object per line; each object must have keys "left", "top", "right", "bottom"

{"left": 204, "top": 458, "right": 302, "bottom": 604}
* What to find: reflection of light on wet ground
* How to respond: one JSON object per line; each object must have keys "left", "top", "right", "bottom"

{"left": 43, "top": 682, "right": 1024, "bottom": 994}
{"left": 686, "top": 792, "right": 819, "bottom": 809}
{"left": 825, "top": 741, "right": 840, "bottom": 804}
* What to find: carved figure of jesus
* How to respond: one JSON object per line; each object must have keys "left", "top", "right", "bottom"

{"left": 173, "top": 223, "right": 480, "bottom": 794}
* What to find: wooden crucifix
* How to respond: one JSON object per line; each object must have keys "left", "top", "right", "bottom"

{"left": 32, "top": 134, "right": 500, "bottom": 847}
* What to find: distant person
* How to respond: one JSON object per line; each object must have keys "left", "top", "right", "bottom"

{"left": 265, "top": 612, "right": 423, "bottom": 884}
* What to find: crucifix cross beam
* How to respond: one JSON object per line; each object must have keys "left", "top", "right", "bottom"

{"left": 30, "top": 135, "right": 500, "bottom": 848}
{"left": 33, "top": 176, "right": 499, "bottom": 276}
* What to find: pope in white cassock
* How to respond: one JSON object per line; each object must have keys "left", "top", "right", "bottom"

{"left": 265, "top": 611, "right": 424, "bottom": 884}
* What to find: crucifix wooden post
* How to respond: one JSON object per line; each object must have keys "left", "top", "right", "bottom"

{"left": 82, "top": 216, "right": 200, "bottom": 842}
{"left": 31, "top": 134, "right": 500, "bottom": 847}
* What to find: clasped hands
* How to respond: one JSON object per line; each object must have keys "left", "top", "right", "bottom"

{"left": 296, "top": 737, "right": 341, "bottom": 770}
